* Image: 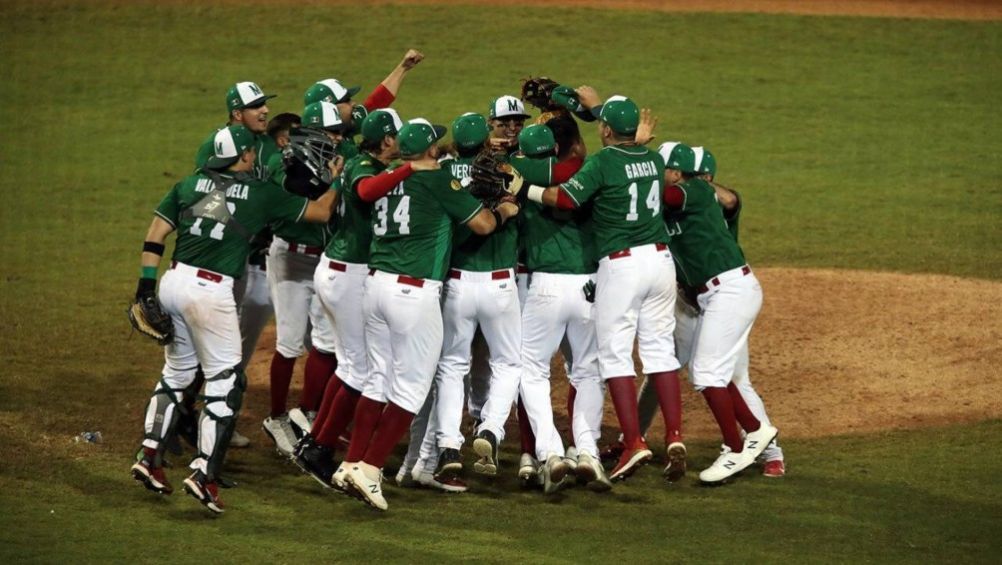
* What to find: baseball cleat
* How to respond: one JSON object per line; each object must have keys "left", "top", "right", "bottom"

{"left": 262, "top": 414, "right": 297, "bottom": 457}
{"left": 609, "top": 443, "right": 653, "bottom": 482}
{"left": 762, "top": 459, "right": 786, "bottom": 478}
{"left": 229, "top": 428, "right": 250, "bottom": 448}
{"left": 598, "top": 440, "right": 626, "bottom": 465}
{"left": 742, "top": 425, "right": 779, "bottom": 462}
{"left": 288, "top": 407, "right": 316, "bottom": 440}
{"left": 183, "top": 471, "right": 224, "bottom": 514}
{"left": 345, "top": 462, "right": 388, "bottom": 511}
{"left": 517, "top": 452, "right": 540, "bottom": 488}
{"left": 395, "top": 466, "right": 417, "bottom": 488}
{"left": 417, "top": 470, "right": 469, "bottom": 493}
{"left": 472, "top": 429, "right": 499, "bottom": 476}
{"left": 294, "top": 440, "right": 335, "bottom": 489}
{"left": 331, "top": 462, "right": 352, "bottom": 496}
{"left": 576, "top": 451, "right": 612, "bottom": 492}
{"left": 542, "top": 455, "right": 570, "bottom": 495}
{"left": 663, "top": 442, "right": 687, "bottom": 483}
{"left": 699, "top": 446, "right": 753, "bottom": 484}
{"left": 563, "top": 446, "right": 578, "bottom": 473}
{"left": 131, "top": 458, "right": 173, "bottom": 495}
{"left": 434, "top": 448, "right": 463, "bottom": 481}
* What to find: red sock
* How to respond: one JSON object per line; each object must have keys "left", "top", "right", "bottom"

{"left": 566, "top": 385, "right": 576, "bottom": 443}
{"left": 516, "top": 398, "right": 536, "bottom": 454}
{"left": 701, "top": 386, "right": 744, "bottom": 452}
{"left": 727, "top": 382, "right": 761, "bottom": 433}
{"left": 606, "top": 376, "right": 644, "bottom": 448}
{"left": 310, "top": 375, "right": 343, "bottom": 436}
{"left": 344, "top": 396, "right": 384, "bottom": 462}
{"left": 316, "top": 384, "right": 360, "bottom": 449}
{"left": 269, "top": 352, "right": 297, "bottom": 417}
{"left": 362, "top": 402, "right": 415, "bottom": 468}
{"left": 649, "top": 371, "right": 683, "bottom": 444}
{"left": 299, "top": 348, "right": 337, "bottom": 412}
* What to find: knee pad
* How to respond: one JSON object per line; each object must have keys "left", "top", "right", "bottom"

{"left": 203, "top": 367, "right": 246, "bottom": 414}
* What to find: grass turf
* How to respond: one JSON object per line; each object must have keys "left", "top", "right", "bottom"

{"left": 0, "top": 1, "right": 1000, "bottom": 562}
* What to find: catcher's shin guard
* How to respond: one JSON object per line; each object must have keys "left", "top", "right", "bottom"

{"left": 172, "top": 367, "right": 205, "bottom": 450}
{"left": 197, "top": 368, "right": 246, "bottom": 480}
{"left": 141, "top": 371, "right": 196, "bottom": 461}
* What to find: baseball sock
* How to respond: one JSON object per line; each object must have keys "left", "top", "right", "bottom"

{"left": 269, "top": 352, "right": 297, "bottom": 417}
{"left": 362, "top": 402, "right": 415, "bottom": 469}
{"left": 727, "top": 382, "right": 761, "bottom": 433}
{"left": 316, "top": 384, "right": 360, "bottom": 450}
{"left": 310, "top": 375, "right": 343, "bottom": 436}
{"left": 566, "top": 385, "right": 576, "bottom": 442}
{"left": 300, "top": 348, "right": 337, "bottom": 412}
{"left": 701, "top": 387, "right": 743, "bottom": 452}
{"left": 649, "top": 371, "right": 683, "bottom": 444}
{"left": 516, "top": 399, "right": 536, "bottom": 454}
{"left": 606, "top": 376, "right": 644, "bottom": 448}
{"left": 345, "top": 396, "right": 385, "bottom": 462}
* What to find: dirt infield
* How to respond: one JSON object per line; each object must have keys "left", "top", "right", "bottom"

{"left": 245, "top": 268, "right": 1002, "bottom": 441}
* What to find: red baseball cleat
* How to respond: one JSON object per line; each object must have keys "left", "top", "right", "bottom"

{"left": 762, "top": 459, "right": 786, "bottom": 478}
{"left": 609, "top": 442, "right": 653, "bottom": 481}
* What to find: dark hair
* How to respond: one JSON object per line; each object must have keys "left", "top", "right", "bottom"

{"left": 611, "top": 130, "right": 636, "bottom": 143}
{"left": 267, "top": 113, "right": 301, "bottom": 138}
{"left": 681, "top": 171, "right": 698, "bottom": 180}
{"left": 456, "top": 143, "right": 484, "bottom": 159}
{"left": 545, "top": 114, "right": 581, "bottom": 160}
{"left": 359, "top": 137, "right": 382, "bottom": 153}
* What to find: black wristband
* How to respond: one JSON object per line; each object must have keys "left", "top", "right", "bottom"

{"left": 143, "top": 241, "right": 166, "bottom": 256}
{"left": 136, "top": 277, "right": 156, "bottom": 299}
{"left": 491, "top": 209, "right": 504, "bottom": 232}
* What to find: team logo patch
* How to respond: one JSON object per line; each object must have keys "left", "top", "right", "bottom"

{"left": 450, "top": 179, "right": 462, "bottom": 191}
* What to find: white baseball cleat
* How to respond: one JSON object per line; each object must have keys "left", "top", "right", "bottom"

{"left": 517, "top": 452, "right": 539, "bottom": 488}
{"left": 345, "top": 462, "right": 388, "bottom": 511}
{"left": 575, "top": 451, "right": 612, "bottom": 492}
{"left": 262, "top": 415, "right": 297, "bottom": 456}
{"left": 229, "top": 429, "right": 251, "bottom": 448}
{"left": 542, "top": 455, "right": 570, "bottom": 495}
{"left": 417, "top": 470, "right": 469, "bottom": 493}
{"left": 699, "top": 446, "right": 753, "bottom": 484}
{"left": 395, "top": 466, "right": 417, "bottom": 488}
{"left": 287, "top": 408, "right": 316, "bottom": 440}
{"left": 742, "top": 425, "right": 778, "bottom": 462}
{"left": 331, "top": 461, "right": 352, "bottom": 496}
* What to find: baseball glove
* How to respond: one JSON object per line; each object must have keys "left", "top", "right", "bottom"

{"left": 469, "top": 151, "right": 524, "bottom": 208}
{"left": 521, "top": 76, "right": 561, "bottom": 112}
{"left": 127, "top": 293, "right": 174, "bottom": 346}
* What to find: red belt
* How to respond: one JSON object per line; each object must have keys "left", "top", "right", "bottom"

{"left": 368, "top": 269, "right": 425, "bottom": 288}
{"left": 171, "top": 261, "right": 223, "bottom": 283}
{"left": 698, "top": 265, "right": 751, "bottom": 294}
{"left": 448, "top": 269, "right": 511, "bottom": 280}
{"left": 288, "top": 243, "right": 323, "bottom": 255}
{"left": 329, "top": 261, "right": 347, "bottom": 272}
{"left": 609, "top": 242, "right": 667, "bottom": 260}
{"left": 516, "top": 264, "right": 529, "bottom": 274}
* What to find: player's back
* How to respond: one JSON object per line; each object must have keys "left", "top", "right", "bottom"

{"left": 664, "top": 177, "right": 747, "bottom": 288}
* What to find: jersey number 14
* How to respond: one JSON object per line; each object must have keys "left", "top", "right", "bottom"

{"left": 626, "top": 180, "right": 660, "bottom": 221}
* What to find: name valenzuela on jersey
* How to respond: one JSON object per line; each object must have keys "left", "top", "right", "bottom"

{"left": 194, "top": 178, "right": 251, "bottom": 201}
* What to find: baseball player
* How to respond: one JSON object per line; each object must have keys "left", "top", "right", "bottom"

{"left": 515, "top": 89, "right": 682, "bottom": 482}
{"left": 657, "top": 141, "right": 778, "bottom": 484}
{"left": 339, "top": 119, "right": 521, "bottom": 511}
{"left": 130, "top": 125, "right": 341, "bottom": 513}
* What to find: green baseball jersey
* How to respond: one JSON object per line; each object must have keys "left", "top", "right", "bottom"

{"left": 724, "top": 190, "right": 742, "bottom": 242}
{"left": 521, "top": 202, "right": 597, "bottom": 274}
{"left": 338, "top": 137, "right": 360, "bottom": 160}
{"left": 664, "top": 178, "right": 747, "bottom": 288}
{"left": 194, "top": 129, "right": 281, "bottom": 182}
{"left": 444, "top": 154, "right": 519, "bottom": 272}
{"left": 325, "top": 153, "right": 387, "bottom": 263}
{"left": 559, "top": 145, "right": 668, "bottom": 259}
{"left": 368, "top": 168, "right": 484, "bottom": 281}
{"left": 509, "top": 154, "right": 555, "bottom": 186}
{"left": 263, "top": 151, "right": 330, "bottom": 247}
{"left": 155, "top": 172, "right": 309, "bottom": 279}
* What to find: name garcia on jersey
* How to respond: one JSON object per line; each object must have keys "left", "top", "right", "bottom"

{"left": 194, "top": 178, "right": 250, "bottom": 201}
{"left": 625, "top": 161, "right": 659, "bottom": 180}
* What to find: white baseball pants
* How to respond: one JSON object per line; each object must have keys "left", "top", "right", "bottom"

{"left": 314, "top": 259, "right": 370, "bottom": 391}
{"left": 267, "top": 236, "right": 337, "bottom": 357}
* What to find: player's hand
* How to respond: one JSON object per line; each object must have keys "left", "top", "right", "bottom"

{"left": 496, "top": 200, "right": 520, "bottom": 219}
{"left": 410, "top": 156, "right": 440, "bottom": 171}
{"left": 327, "top": 155, "right": 345, "bottom": 179}
{"left": 488, "top": 137, "right": 516, "bottom": 151}
{"left": 575, "top": 85, "right": 602, "bottom": 110}
{"left": 634, "top": 108, "right": 657, "bottom": 145}
{"left": 401, "top": 49, "right": 424, "bottom": 70}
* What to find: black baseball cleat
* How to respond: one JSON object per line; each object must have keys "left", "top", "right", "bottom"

{"left": 183, "top": 470, "right": 224, "bottom": 514}
{"left": 472, "top": 430, "right": 499, "bottom": 476}
{"left": 295, "top": 441, "right": 336, "bottom": 489}
{"left": 434, "top": 448, "right": 463, "bottom": 481}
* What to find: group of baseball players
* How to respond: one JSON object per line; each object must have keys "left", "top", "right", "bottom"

{"left": 128, "top": 50, "right": 785, "bottom": 514}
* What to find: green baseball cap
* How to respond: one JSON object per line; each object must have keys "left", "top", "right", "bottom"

{"left": 398, "top": 118, "right": 447, "bottom": 157}
{"left": 302, "top": 102, "right": 347, "bottom": 133}
{"left": 206, "top": 125, "right": 256, "bottom": 169}
{"left": 304, "top": 78, "right": 362, "bottom": 106}
{"left": 226, "top": 81, "right": 276, "bottom": 113}
{"left": 489, "top": 95, "right": 530, "bottom": 119}
{"left": 518, "top": 124, "right": 556, "bottom": 157}
{"left": 598, "top": 95, "right": 639, "bottom": 135}
{"left": 693, "top": 146, "right": 717, "bottom": 177}
{"left": 451, "top": 112, "right": 490, "bottom": 150}
{"left": 360, "top": 108, "right": 404, "bottom": 143}
{"left": 551, "top": 85, "right": 585, "bottom": 113}
{"left": 657, "top": 141, "right": 697, "bottom": 173}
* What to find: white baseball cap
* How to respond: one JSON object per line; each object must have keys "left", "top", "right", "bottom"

{"left": 489, "top": 95, "right": 530, "bottom": 119}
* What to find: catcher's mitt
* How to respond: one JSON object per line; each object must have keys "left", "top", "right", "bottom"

{"left": 469, "top": 151, "right": 524, "bottom": 208}
{"left": 127, "top": 294, "right": 174, "bottom": 346}
{"left": 521, "top": 76, "right": 561, "bottom": 112}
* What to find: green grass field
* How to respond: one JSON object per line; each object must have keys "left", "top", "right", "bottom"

{"left": 1, "top": 1, "right": 1000, "bottom": 562}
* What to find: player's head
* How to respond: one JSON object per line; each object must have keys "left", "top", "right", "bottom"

{"left": 451, "top": 112, "right": 490, "bottom": 158}
{"left": 304, "top": 79, "right": 361, "bottom": 127}
{"left": 226, "top": 81, "right": 276, "bottom": 134}
{"left": 544, "top": 114, "right": 581, "bottom": 160}
{"left": 518, "top": 124, "right": 557, "bottom": 159}
{"left": 359, "top": 108, "right": 405, "bottom": 160}
{"left": 206, "top": 125, "right": 257, "bottom": 172}
{"left": 657, "top": 141, "right": 698, "bottom": 185}
{"left": 693, "top": 146, "right": 717, "bottom": 181}
{"left": 303, "top": 102, "right": 349, "bottom": 145}
{"left": 267, "top": 113, "right": 301, "bottom": 149}
{"left": 489, "top": 95, "right": 530, "bottom": 142}
{"left": 398, "top": 118, "right": 447, "bottom": 161}
{"left": 597, "top": 95, "right": 639, "bottom": 147}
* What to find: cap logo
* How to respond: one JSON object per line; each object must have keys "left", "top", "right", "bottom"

{"left": 247, "top": 83, "right": 262, "bottom": 96}
{"left": 507, "top": 99, "right": 520, "bottom": 112}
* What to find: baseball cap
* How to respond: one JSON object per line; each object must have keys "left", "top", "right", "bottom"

{"left": 693, "top": 146, "right": 717, "bottom": 177}
{"left": 657, "top": 141, "right": 697, "bottom": 173}
{"left": 518, "top": 124, "right": 556, "bottom": 157}
{"left": 451, "top": 112, "right": 490, "bottom": 150}
{"left": 598, "top": 95, "right": 639, "bottom": 135}
{"left": 398, "top": 118, "right": 447, "bottom": 157}
{"left": 302, "top": 102, "right": 347, "bottom": 133}
{"left": 489, "top": 95, "right": 530, "bottom": 119}
{"left": 304, "top": 79, "right": 362, "bottom": 106}
{"left": 206, "top": 125, "right": 256, "bottom": 169}
{"left": 360, "top": 109, "right": 404, "bottom": 143}
{"left": 551, "top": 85, "right": 585, "bottom": 113}
{"left": 226, "top": 82, "right": 276, "bottom": 112}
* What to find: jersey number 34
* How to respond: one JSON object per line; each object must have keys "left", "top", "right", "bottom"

{"left": 373, "top": 195, "right": 411, "bottom": 236}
